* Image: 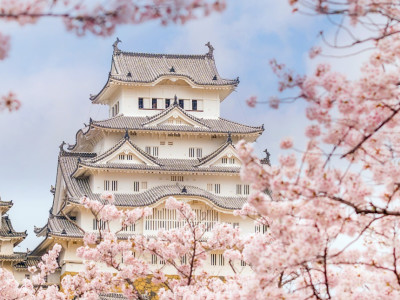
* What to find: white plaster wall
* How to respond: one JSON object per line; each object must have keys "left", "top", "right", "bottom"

{"left": 0, "top": 240, "right": 15, "bottom": 255}
{"left": 89, "top": 171, "right": 251, "bottom": 197}
{"left": 115, "top": 85, "right": 221, "bottom": 119}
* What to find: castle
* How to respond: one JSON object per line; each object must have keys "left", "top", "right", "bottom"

{"left": 0, "top": 41, "right": 266, "bottom": 291}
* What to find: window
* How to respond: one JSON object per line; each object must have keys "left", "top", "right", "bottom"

{"left": 241, "top": 185, "right": 248, "bottom": 196}
{"left": 25, "top": 274, "right": 30, "bottom": 279}
{"left": 229, "top": 158, "right": 235, "bottom": 164}
{"left": 93, "top": 219, "right": 106, "bottom": 230}
{"left": 196, "top": 148, "right": 202, "bottom": 158}
{"left": 112, "top": 106, "right": 115, "bottom": 117}
{"left": 214, "top": 184, "right": 221, "bottom": 194}
{"left": 152, "top": 98, "right": 157, "bottom": 109}
{"left": 160, "top": 141, "right": 166, "bottom": 145}
{"left": 141, "top": 182, "right": 148, "bottom": 190}
{"left": 192, "top": 100, "right": 197, "bottom": 110}
{"left": 236, "top": 184, "right": 242, "bottom": 195}
{"left": 218, "top": 254, "right": 225, "bottom": 266}
{"left": 189, "top": 148, "right": 195, "bottom": 157}
{"left": 241, "top": 260, "right": 247, "bottom": 267}
{"left": 165, "top": 99, "right": 170, "bottom": 108}
{"left": 159, "top": 259, "right": 166, "bottom": 265}
{"left": 133, "top": 181, "right": 139, "bottom": 192}
{"left": 168, "top": 141, "right": 173, "bottom": 146}
{"left": 207, "top": 184, "right": 213, "bottom": 192}
{"left": 152, "top": 146, "right": 159, "bottom": 157}
{"left": 112, "top": 180, "right": 118, "bottom": 191}
{"left": 122, "top": 224, "right": 135, "bottom": 231}
{"left": 211, "top": 254, "right": 217, "bottom": 266}
{"left": 145, "top": 146, "right": 151, "bottom": 154}
{"left": 181, "top": 255, "right": 187, "bottom": 264}
{"left": 171, "top": 175, "right": 184, "bottom": 182}
{"left": 255, "top": 224, "right": 268, "bottom": 234}
{"left": 118, "top": 154, "right": 125, "bottom": 160}
{"left": 179, "top": 99, "right": 184, "bottom": 109}
{"left": 138, "top": 98, "right": 144, "bottom": 109}
{"left": 127, "top": 154, "right": 133, "bottom": 160}
{"left": 104, "top": 180, "right": 110, "bottom": 191}
{"left": 233, "top": 222, "right": 240, "bottom": 228}
{"left": 222, "top": 158, "right": 228, "bottom": 164}
{"left": 44, "top": 275, "right": 48, "bottom": 283}
{"left": 151, "top": 254, "right": 157, "bottom": 265}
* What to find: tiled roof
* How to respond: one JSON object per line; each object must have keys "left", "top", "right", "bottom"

{"left": 0, "top": 252, "right": 26, "bottom": 262}
{"left": 60, "top": 152, "right": 245, "bottom": 209}
{"left": 13, "top": 256, "right": 41, "bottom": 269}
{"left": 0, "top": 199, "right": 13, "bottom": 207}
{"left": 90, "top": 115, "right": 263, "bottom": 134}
{"left": 68, "top": 184, "right": 247, "bottom": 210}
{"left": 0, "top": 216, "right": 27, "bottom": 239}
{"left": 35, "top": 215, "right": 83, "bottom": 238}
{"left": 195, "top": 139, "right": 234, "bottom": 167}
{"left": 99, "top": 47, "right": 238, "bottom": 89}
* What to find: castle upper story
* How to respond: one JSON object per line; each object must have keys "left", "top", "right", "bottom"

{"left": 90, "top": 41, "right": 239, "bottom": 119}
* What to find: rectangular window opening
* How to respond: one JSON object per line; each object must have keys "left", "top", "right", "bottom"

{"left": 138, "top": 98, "right": 144, "bottom": 109}
{"left": 133, "top": 181, "right": 140, "bottom": 192}
{"left": 165, "top": 99, "right": 170, "bottom": 108}
{"left": 192, "top": 100, "right": 197, "bottom": 111}
{"left": 152, "top": 98, "right": 157, "bottom": 109}
{"left": 179, "top": 99, "right": 184, "bottom": 109}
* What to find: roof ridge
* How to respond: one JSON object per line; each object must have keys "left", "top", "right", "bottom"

{"left": 218, "top": 116, "right": 264, "bottom": 130}
{"left": 116, "top": 51, "right": 211, "bottom": 60}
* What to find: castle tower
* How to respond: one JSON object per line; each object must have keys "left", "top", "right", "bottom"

{"left": 30, "top": 41, "right": 265, "bottom": 285}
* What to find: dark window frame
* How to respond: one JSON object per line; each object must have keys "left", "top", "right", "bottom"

{"left": 192, "top": 100, "right": 197, "bottom": 111}
{"left": 165, "top": 99, "right": 170, "bottom": 108}
{"left": 179, "top": 99, "right": 184, "bottom": 109}
{"left": 138, "top": 98, "right": 144, "bottom": 109}
{"left": 152, "top": 98, "right": 158, "bottom": 109}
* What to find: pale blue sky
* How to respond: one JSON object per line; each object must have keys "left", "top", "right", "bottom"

{"left": 0, "top": 1, "right": 327, "bottom": 250}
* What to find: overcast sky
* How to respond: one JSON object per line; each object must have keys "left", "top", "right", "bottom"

{"left": 0, "top": 1, "right": 327, "bottom": 250}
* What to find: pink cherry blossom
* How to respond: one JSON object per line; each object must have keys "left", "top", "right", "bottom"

{"left": 280, "top": 137, "right": 293, "bottom": 149}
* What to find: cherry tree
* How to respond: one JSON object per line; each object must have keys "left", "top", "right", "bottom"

{"left": 0, "top": 0, "right": 226, "bottom": 112}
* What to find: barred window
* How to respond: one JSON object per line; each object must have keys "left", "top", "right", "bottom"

{"left": 151, "top": 254, "right": 157, "bottom": 265}
{"left": 141, "top": 182, "right": 148, "bottom": 190}
{"left": 111, "top": 180, "right": 118, "bottom": 191}
{"left": 211, "top": 254, "right": 217, "bottom": 266}
{"left": 152, "top": 146, "right": 159, "bottom": 157}
{"left": 240, "top": 260, "right": 247, "bottom": 267}
{"left": 122, "top": 224, "right": 135, "bottom": 231}
{"left": 196, "top": 148, "right": 202, "bottom": 158}
{"left": 207, "top": 184, "right": 213, "bottom": 192}
{"left": 180, "top": 255, "right": 187, "bottom": 264}
{"left": 171, "top": 175, "right": 184, "bottom": 182}
{"left": 118, "top": 154, "right": 125, "bottom": 160}
{"left": 244, "top": 184, "right": 250, "bottom": 195}
{"left": 93, "top": 219, "right": 106, "bottom": 230}
{"left": 229, "top": 158, "right": 235, "bottom": 164}
{"left": 104, "top": 180, "right": 110, "bottom": 191}
{"left": 222, "top": 157, "right": 228, "bottom": 164}
{"left": 236, "top": 184, "right": 242, "bottom": 195}
{"left": 133, "top": 181, "right": 139, "bottom": 192}
{"left": 145, "top": 146, "right": 151, "bottom": 154}
{"left": 255, "top": 224, "right": 268, "bottom": 234}
{"left": 214, "top": 184, "right": 221, "bottom": 194}
{"left": 168, "top": 141, "right": 173, "bottom": 145}
{"left": 189, "top": 148, "right": 195, "bottom": 157}
{"left": 127, "top": 154, "right": 133, "bottom": 160}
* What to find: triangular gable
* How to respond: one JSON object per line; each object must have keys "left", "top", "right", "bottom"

{"left": 85, "top": 138, "right": 159, "bottom": 167}
{"left": 143, "top": 106, "right": 208, "bottom": 128}
{"left": 196, "top": 143, "right": 242, "bottom": 168}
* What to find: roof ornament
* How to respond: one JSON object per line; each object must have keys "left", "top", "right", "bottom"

{"left": 50, "top": 185, "right": 55, "bottom": 195}
{"left": 173, "top": 95, "right": 178, "bottom": 106}
{"left": 89, "top": 118, "right": 93, "bottom": 125}
{"left": 181, "top": 186, "right": 187, "bottom": 193}
{"left": 205, "top": 41, "right": 214, "bottom": 57}
{"left": 212, "top": 75, "right": 217, "bottom": 81}
{"left": 227, "top": 132, "right": 232, "bottom": 144}
{"left": 59, "top": 141, "right": 66, "bottom": 153}
{"left": 113, "top": 37, "right": 122, "bottom": 54}
{"left": 261, "top": 148, "right": 271, "bottom": 165}
{"left": 61, "top": 229, "right": 67, "bottom": 235}
{"left": 127, "top": 72, "right": 132, "bottom": 77}
{"left": 77, "top": 157, "right": 81, "bottom": 163}
{"left": 170, "top": 66, "right": 175, "bottom": 73}
{"left": 124, "top": 128, "right": 130, "bottom": 140}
